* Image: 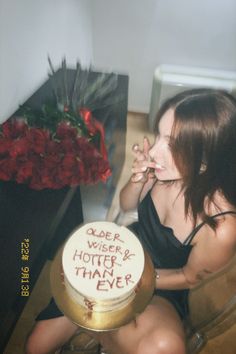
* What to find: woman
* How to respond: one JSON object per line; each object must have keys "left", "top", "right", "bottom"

{"left": 26, "top": 89, "right": 236, "bottom": 354}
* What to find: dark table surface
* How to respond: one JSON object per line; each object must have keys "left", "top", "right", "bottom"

{"left": 0, "top": 68, "right": 128, "bottom": 351}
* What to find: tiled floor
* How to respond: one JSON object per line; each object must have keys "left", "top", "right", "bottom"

{"left": 5, "top": 112, "right": 236, "bottom": 354}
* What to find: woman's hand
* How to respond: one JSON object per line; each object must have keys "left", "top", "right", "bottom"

{"left": 131, "top": 137, "right": 156, "bottom": 183}
{"left": 120, "top": 137, "right": 156, "bottom": 212}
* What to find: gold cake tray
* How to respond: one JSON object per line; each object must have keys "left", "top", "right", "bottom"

{"left": 50, "top": 245, "right": 155, "bottom": 331}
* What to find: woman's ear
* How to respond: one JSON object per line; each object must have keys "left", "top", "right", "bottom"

{"left": 200, "top": 162, "right": 207, "bottom": 173}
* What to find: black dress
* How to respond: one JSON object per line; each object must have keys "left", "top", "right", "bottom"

{"left": 128, "top": 191, "right": 192, "bottom": 319}
{"left": 37, "top": 191, "right": 236, "bottom": 321}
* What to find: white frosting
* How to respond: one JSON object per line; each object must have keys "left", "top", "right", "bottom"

{"left": 62, "top": 221, "right": 145, "bottom": 312}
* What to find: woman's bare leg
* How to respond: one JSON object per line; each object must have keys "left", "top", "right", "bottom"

{"left": 97, "top": 296, "right": 186, "bottom": 354}
{"left": 25, "top": 296, "right": 186, "bottom": 354}
{"left": 25, "top": 316, "right": 78, "bottom": 354}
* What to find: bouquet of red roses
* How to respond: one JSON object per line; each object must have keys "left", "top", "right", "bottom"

{"left": 0, "top": 59, "right": 119, "bottom": 190}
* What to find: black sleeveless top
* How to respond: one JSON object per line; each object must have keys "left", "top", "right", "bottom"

{"left": 128, "top": 191, "right": 236, "bottom": 319}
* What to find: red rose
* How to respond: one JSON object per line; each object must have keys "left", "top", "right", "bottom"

{"left": 71, "top": 160, "right": 85, "bottom": 185}
{"left": 88, "top": 157, "right": 101, "bottom": 183}
{"left": 0, "top": 111, "right": 111, "bottom": 189}
{"left": 40, "top": 170, "right": 64, "bottom": 190}
{"left": 89, "top": 156, "right": 111, "bottom": 183}
{"left": 28, "top": 154, "right": 42, "bottom": 167}
{"left": 98, "top": 159, "right": 112, "bottom": 182}
{"left": 84, "top": 155, "right": 111, "bottom": 184}
{"left": 43, "top": 154, "right": 61, "bottom": 170}
{"left": 59, "top": 138, "right": 76, "bottom": 153}
{"left": 56, "top": 122, "right": 78, "bottom": 140}
{"left": 57, "top": 153, "right": 85, "bottom": 186}
{"left": 9, "top": 137, "right": 29, "bottom": 158}
{"left": 37, "top": 154, "right": 62, "bottom": 189}
{"left": 0, "top": 158, "right": 17, "bottom": 180}
{"left": 59, "top": 154, "right": 77, "bottom": 178}
{"left": 29, "top": 174, "right": 43, "bottom": 190}
{"left": 27, "top": 155, "right": 43, "bottom": 185}
{"left": 16, "top": 160, "right": 34, "bottom": 183}
{"left": 46, "top": 140, "right": 60, "bottom": 154}
{"left": 76, "top": 137, "right": 99, "bottom": 162}
{"left": 27, "top": 128, "right": 50, "bottom": 154}
{"left": 0, "top": 138, "right": 12, "bottom": 155}
{"left": 2, "top": 118, "right": 28, "bottom": 138}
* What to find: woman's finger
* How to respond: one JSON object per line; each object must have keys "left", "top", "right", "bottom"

{"left": 132, "top": 141, "right": 150, "bottom": 161}
{"left": 131, "top": 173, "right": 146, "bottom": 183}
{"left": 143, "top": 136, "right": 151, "bottom": 156}
{"left": 131, "top": 165, "right": 147, "bottom": 174}
{"left": 132, "top": 143, "right": 140, "bottom": 153}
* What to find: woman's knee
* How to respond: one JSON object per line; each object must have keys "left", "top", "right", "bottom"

{"left": 25, "top": 330, "right": 42, "bottom": 354}
{"left": 24, "top": 327, "right": 55, "bottom": 354}
{"left": 137, "top": 329, "right": 186, "bottom": 354}
{"left": 24, "top": 317, "right": 78, "bottom": 354}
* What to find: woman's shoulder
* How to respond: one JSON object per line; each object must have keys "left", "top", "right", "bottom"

{"left": 190, "top": 195, "right": 236, "bottom": 275}
{"left": 207, "top": 190, "right": 236, "bottom": 215}
{"left": 215, "top": 212, "right": 236, "bottom": 247}
{"left": 208, "top": 192, "right": 236, "bottom": 245}
{"left": 191, "top": 191, "right": 236, "bottom": 246}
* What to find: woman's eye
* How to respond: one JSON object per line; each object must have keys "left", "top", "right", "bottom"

{"left": 167, "top": 137, "right": 174, "bottom": 149}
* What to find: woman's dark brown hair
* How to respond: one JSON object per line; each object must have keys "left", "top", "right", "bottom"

{"left": 155, "top": 88, "right": 236, "bottom": 228}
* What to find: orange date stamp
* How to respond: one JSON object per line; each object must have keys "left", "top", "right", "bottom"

{"left": 21, "top": 238, "right": 30, "bottom": 296}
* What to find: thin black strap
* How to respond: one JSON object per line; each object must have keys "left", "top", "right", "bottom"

{"left": 183, "top": 211, "right": 236, "bottom": 246}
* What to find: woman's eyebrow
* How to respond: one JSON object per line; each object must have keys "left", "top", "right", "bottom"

{"left": 164, "top": 134, "right": 172, "bottom": 140}
{"left": 165, "top": 135, "right": 175, "bottom": 144}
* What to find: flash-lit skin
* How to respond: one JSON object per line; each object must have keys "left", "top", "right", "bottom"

{"left": 148, "top": 109, "right": 182, "bottom": 181}
{"left": 130, "top": 109, "right": 181, "bottom": 185}
{"left": 120, "top": 109, "right": 182, "bottom": 212}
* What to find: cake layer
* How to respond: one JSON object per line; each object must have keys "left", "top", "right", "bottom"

{"left": 64, "top": 276, "right": 137, "bottom": 312}
{"left": 62, "top": 221, "right": 145, "bottom": 312}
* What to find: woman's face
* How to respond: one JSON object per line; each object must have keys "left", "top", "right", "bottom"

{"left": 149, "top": 109, "right": 182, "bottom": 181}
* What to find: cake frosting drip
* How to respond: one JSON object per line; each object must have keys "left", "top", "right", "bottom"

{"left": 62, "top": 221, "right": 145, "bottom": 313}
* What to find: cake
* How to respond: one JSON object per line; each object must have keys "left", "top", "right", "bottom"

{"left": 62, "top": 221, "right": 145, "bottom": 313}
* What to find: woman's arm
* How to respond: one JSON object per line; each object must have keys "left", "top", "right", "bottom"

{"left": 120, "top": 174, "right": 156, "bottom": 212}
{"left": 154, "top": 221, "right": 236, "bottom": 290}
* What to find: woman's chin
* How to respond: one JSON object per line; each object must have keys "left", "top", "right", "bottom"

{"left": 155, "top": 171, "right": 181, "bottom": 182}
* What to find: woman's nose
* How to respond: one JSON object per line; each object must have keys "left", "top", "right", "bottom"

{"left": 148, "top": 138, "right": 164, "bottom": 161}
